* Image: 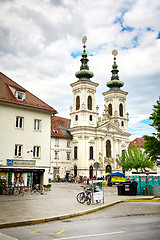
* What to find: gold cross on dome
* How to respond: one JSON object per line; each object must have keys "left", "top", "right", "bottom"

{"left": 112, "top": 49, "right": 118, "bottom": 57}
{"left": 82, "top": 36, "right": 87, "bottom": 45}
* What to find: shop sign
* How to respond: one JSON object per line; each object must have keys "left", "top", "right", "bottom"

{"left": 7, "top": 159, "right": 35, "bottom": 166}
{"left": 7, "top": 159, "right": 13, "bottom": 166}
{"left": 14, "top": 160, "right": 35, "bottom": 166}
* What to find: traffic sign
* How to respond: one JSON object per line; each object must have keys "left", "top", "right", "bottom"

{"left": 145, "top": 170, "right": 149, "bottom": 175}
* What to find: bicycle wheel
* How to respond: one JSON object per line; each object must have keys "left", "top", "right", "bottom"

{"left": 76, "top": 192, "right": 85, "bottom": 204}
{"left": 14, "top": 189, "right": 19, "bottom": 196}
{"left": 20, "top": 190, "right": 24, "bottom": 197}
{"left": 86, "top": 193, "right": 91, "bottom": 205}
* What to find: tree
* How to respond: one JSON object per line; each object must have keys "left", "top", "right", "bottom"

{"left": 144, "top": 97, "right": 160, "bottom": 161}
{"left": 116, "top": 146, "right": 154, "bottom": 173}
{"left": 116, "top": 150, "right": 132, "bottom": 173}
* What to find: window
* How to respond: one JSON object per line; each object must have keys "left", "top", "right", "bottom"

{"left": 33, "top": 146, "right": 40, "bottom": 158}
{"left": 16, "top": 116, "right": 23, "bottom": 129}
{"left": 89, "top": 115, "right": 92, "bottom": 121}
{"left": 54, "top": 151, "right": 58, "bottom": 159}
{"left": 75, "top": 115, "right": 78, "bottom": 121}
{"left": 15, "top": 145, "right": 22, "bottom": 157}
{"left": 55, "top": 139, "right": 59, "bottom": 147}
{"left": 87, "top": 96, "right": 92, "bottom": 110}
{"left": 74, "top": 146, "right": 78, "bottom": 159}
{"left": 108, "top": 104, "right": 112, "bottom": 116}
{"left": 121, "top": 121, "right": 124, "bottom": 127}
{"left": 106, "top": 140, "right": 111, "bottom": 158}
{"left": 34, "top": 119, "right": 41, "bottom": 131}
{"left": 67, "top": 141, "right": 70, "bottom": 148}
{"left": 76, "top": 96, "right": 80, "bottom": 110}
{"left": 119, "top": 103, "right": 123, "bottom": 117}
{"left": 17, "top": 92, "right": 23, "bottom": 100}
{"left": 67, "top": 152, "right": 71, "bottom": 160}
{"left": 89, "top": 146, "right": 94, "bottom": 160}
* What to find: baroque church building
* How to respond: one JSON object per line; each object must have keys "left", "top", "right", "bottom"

{"left": 68, "top": 38, "right": 130, "bottom": 178}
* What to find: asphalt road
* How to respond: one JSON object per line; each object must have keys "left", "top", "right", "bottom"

{"left": 0, "top": 201, "right": 160, "bottom": 240}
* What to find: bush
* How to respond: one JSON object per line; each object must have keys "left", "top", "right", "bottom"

{"left": 44, "top": 184, "right": 51, "bottom": 188}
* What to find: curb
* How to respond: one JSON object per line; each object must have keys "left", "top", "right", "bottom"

{"left": 0, "top": 197, "right": 157, "bottom": 229}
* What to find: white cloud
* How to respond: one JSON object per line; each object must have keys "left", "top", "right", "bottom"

{"left": 0, "top": 0, "right": 160, "bottom": 142}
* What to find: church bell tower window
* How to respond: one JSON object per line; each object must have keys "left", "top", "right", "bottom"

{"left": 108, "top": 103, "right": 112, "bottom": 116}
{"left": 119, "top": 103, "right": 123, "bottom": 117}
{"left": 87, "top": 96, "right": 92, "bottom": 110}
{"left": 76, "top": 96, "right": 80, "bottom": 110}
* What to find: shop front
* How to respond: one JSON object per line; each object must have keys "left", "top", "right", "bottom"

{"left": 0, "top": 168, "right": 45, "bottom": 189}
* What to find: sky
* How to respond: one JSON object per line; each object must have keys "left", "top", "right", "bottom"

{"left": 0, "top": 0, "right": 160, "bottom": 141}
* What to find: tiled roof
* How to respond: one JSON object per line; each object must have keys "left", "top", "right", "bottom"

{"left": 129, "top": 136, "right": 146, "bottom": 148}
{"left": 51, "top": 116, "right": 72, "bottom": 139}
{"left": 0, "top": 72, "right": 57, "bottom": 113}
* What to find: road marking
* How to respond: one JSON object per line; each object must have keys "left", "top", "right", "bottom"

{"left": 30, "top": 228, "right": 66, "bottom": 235}
{"left": 55, "top": 231, "right": 125, "bottom": 239}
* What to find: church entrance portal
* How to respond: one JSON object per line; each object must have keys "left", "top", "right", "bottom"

{"left": 106, "top": 165, "right": 112, "bottom": 173}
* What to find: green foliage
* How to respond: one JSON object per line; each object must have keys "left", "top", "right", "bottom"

{"left": 44, "top": 184, "right": 51, "bottom": 188}
{"left": 116, "top": 146, "right": 154, "bottom": 173}
{"left": 144, "top": 97, "right": 160, "bottom": 161}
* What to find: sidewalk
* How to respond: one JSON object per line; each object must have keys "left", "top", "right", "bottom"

{"left": 0, "top": 183, "right": 154, "bottom": 229}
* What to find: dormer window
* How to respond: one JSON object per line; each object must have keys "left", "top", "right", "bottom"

{"left": 16, "top": 91, "right": 25, "bottom": 101}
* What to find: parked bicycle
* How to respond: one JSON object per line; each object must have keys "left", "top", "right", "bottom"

{"left": 14, "top": 185, "right": 25, "bottom": 196}
{"left": 31, "top": 184, "right": 45, "bottom": 195}
{"left": 76, "top": 186, "right": 92, "bottom": 205}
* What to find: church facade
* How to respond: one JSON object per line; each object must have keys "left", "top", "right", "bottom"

{"left": 68, "top": 39, "right": 130, "bottom": 178}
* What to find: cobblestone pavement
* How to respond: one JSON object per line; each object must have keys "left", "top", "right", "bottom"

{"left": 0, "top": 182, "right": 154, "bottom": 228}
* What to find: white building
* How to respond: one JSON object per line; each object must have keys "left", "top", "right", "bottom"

{"left": 69, "top": 44, "right": 130, "bottom": 178}
{"left": 0, "top": 72, "right": 57, "bottom": 187}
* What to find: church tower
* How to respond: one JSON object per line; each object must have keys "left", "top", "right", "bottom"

{"left": 69, "top": 37, "right": 99, "bottom": 178}
{"left": 102, "top": 49, "right": 129, "bottom": 132}
{"left": 70, "top": 37, "right": 99, "bottom": 128}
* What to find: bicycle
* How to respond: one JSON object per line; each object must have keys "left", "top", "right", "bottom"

{"left": 76, "top": 186, "right": 92, "bottom": 205}
{"left": 14, "top": 185, "right": 25, "bottom": 196}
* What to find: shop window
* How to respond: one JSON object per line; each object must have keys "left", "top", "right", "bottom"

{"left": 76, "top": 96, "right": 80, "bottom": 110}
{"left": 106, "top": 140, "right": 111, "bottom": 158}
{"left": 89, "top": 146, "right": 94, "bottom": 159}
{"left": 33, "top": 146, "right": 41, "bottom": 158}
{"left": 108, "top": 103, "right": 112, "bottom": 116}
{"left": 74, "top": 146, "right": 78, "bottom": 159}
{"left": 15, "top": 144, "right": 22, "bottom": 157}
{"left": 87, "top": 96, "right": 92, "bottom": 110}
{"left": 34, "top": 119, "right": 41, "bottom": 131}
{"left": 119, "top": 103, "right": 123, "bottom": 117}
{"left": 16, "top": 116, "right": 23, "bottom": 129}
